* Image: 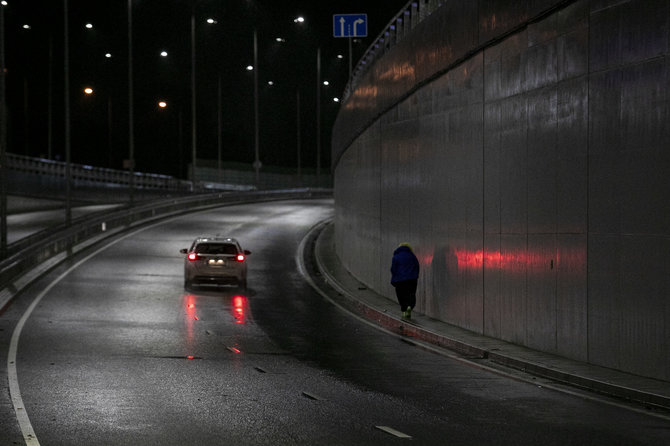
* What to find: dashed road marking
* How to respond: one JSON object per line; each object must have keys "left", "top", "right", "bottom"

{"left": 302, "top": 391, "right": 324, "bottom": 401}
{"left": 375, "top": 425, "right": 412, "bottom": 439}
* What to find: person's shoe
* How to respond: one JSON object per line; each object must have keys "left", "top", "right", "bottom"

{"left": 406, "top": 307, "right": 412, "bottom": 319}
{"left": 402, "top": 310, "right": 408, "bottom": 318}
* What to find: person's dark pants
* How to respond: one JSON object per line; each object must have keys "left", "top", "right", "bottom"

{"left": 393, "top": 279, "right": 417, "bottom": 311}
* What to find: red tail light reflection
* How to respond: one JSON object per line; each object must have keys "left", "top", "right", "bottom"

{"left": 183, "top": 294, "right": 197, "bottom": 351}
{"left": 232, "top": 295, "right": 247, "bottom": 324}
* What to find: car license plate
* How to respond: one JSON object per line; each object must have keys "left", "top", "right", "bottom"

{"left": 208, "top": 259, "right": 225, "bottom": 266}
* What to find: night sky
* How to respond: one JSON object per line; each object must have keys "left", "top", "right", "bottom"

{"left": 2, "top": 0, "right": 408, "bottom": 178}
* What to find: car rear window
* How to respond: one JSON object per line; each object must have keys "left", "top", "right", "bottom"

{"left": 196, "top": 243, "right": 238, "bottom": 255}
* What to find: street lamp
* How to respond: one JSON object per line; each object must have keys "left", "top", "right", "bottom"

{"left": 0, "top": 0, "right": 7, "bottom": 256}
{"left": 190, "top": 9, "right": 218, "bottom": 183}
{"left": 64, "top": 0, "right": 72, "bottom": 224}
{"left": 128, "top": 0, "right": 135, "bottom": 204}
{"left": 316, "top": 47, "right": 321, "bottom": 184}
{"left": 252, "top": 28, "right": 260, "bottom": 186}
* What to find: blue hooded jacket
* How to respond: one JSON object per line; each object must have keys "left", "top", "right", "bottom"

{"left": 390, "top": 245, "right": 420, "bottom": 285}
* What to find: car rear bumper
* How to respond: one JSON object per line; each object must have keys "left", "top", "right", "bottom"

{"left": 191, "top": 275, "right": 242, "bottom": 286}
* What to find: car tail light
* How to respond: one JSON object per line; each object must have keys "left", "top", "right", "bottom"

{"left": 188, "top": 253, "right": 198, "bottom": 261}
{"left": 236, "top": 254, "right": 245, "bottom": 262}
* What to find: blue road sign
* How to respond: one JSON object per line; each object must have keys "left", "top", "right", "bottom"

{"left": 333, "top": 14, "right": 368, "bottom": 38}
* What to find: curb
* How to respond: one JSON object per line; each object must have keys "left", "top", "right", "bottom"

{"left": 309, "top": 220, "right": 670, "bottom": 414}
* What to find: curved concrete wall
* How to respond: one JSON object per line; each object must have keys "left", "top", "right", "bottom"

{"left": 332, "top": 0, "right": 669, "bottom": 381}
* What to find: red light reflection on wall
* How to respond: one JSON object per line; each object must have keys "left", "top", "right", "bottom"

{"left": 450, "top": 248, "right": 585, "bottom": 271}
{"left": 453, "top": 249, "right": 526, "bottom": 270}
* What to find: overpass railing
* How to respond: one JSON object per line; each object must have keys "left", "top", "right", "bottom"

{"left": 6, "top": 153, "right": 193, "bottom": 192}
{"left": 342, "top": 0, "right": 445, "bottom": 102}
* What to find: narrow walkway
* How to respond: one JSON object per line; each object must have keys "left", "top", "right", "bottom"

{"left": 310, "top": 221, "right": 670, "bottom": 414}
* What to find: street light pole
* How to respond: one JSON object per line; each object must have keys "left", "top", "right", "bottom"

{"left": 296, "top": 89, "right": 301, "bottom": 183}
{"left": 316, "top": 47, "right": 321, "bottom": 187}
{"left": 128, "top": 0, "right": 135, "bottom": 204}
{"left": 217, "top": 74, "right": 222, "bottom": 183}
{"left": 253, "top": 28, "right": 260, "bottom": 186}
{"left": 190, "top": 10, "right": 197, "bottom": 183}
{"left": 64, "top": 0, "right": 72, "bottom": 225}
{"left": 0, "top": 0, "right": 7, "bottom": 257}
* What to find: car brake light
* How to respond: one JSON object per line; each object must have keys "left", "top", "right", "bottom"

{"left": 188, "top": 253, "right": 198, "bottom": 261}
{"left": 236, "top": 254, "right": 245, "bottom": 262}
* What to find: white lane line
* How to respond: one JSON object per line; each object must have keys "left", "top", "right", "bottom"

{"left": 375, "top": 425, "right": 412, "bottom": 439}
{"left": 301, "top": 391, "right": 324, "bottom": 401}
{"left": 7, "top": 220, "right": 168, "bottom": 445}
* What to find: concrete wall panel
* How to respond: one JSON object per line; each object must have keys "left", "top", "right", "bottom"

{"left": 332, "top": 0, "right": 670, "bottom": 381}
{"left": 556, "top": 234, "right": 587, "bottom": 361}
{"left": 500, "top": 95, "right": 528, "bottom": 235}
{"left": 499, "top": 234, "right": 528, "bottom": 345}
{"left": 526, "top": 234, "right": 557, "bottom": 352}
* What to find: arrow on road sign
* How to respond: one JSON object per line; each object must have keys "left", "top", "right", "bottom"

{"left": 333, "top": 14, "right": 368, "bottom": 38}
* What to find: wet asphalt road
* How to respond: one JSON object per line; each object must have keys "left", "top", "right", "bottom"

{"left": 1, "top": 199, "right": 669, "bottom": 445}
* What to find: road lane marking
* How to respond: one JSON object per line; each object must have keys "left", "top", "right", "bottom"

{"left": 375, "top": 425, "right": 412, "bottom": 439}
{"left": 301, "top": 391, "right": 324, "bottom": 401}
{"left": 7, "top": 219, "right": 170, "bottom": 445}
{"left": 7, "top": 202, "right": 292, "bottom": 443}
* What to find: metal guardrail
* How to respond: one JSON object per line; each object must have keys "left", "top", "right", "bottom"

{"left": 7, "top": 153, "right": 334, "bottom": 192}
{"left": 342, "top": 0, "right": 445, "bottom": 102}
{"left": 0, "top": 188, "right": 332, "bottom": 311}
{"left": 6, "top": 153, "right": 193, "bottom": 192}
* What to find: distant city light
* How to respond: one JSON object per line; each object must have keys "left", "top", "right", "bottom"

{"left": 1, "top": 1, "right": 8, "bottom": 6}
{"left": 84, "top": 87, "right": 94, "bottom": 95}
{"left": 333, "top": 97, "right": 340, "bottom": 103}
{"left": 160, "top": 51, "right": 168, "bottom": 57}
{"left": 294, "top": 16, "right": 305, "bottom": 23}
{"left": 323, "top": 81, "right": 329, "bottom": 86}
{"left": 22, "top": 24, "right": 31, "bottom": 30}
{"left": 246, "top": 65, "right": 254, "bottom": 71}
{"left": 276, "top": 37, "right": 285, "bottom": 43}
{"left": 158, "top": 101, "right": 167, "bottom": 108}
{"left": 206, "top": 18, "right": 217, "bottom": 24}
{"left": 105, "top": 53, "right": 112, "bottom": 58}
{"left": 268, "top": 81, "right": 274, "bottom": 86}
{"left": 337, "top": 54, "right": 344, "bottom": 59}
{"left": 85, "top": 23, "right": 93, "bottom": 29}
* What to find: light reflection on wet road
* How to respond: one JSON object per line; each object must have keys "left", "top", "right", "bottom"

{"left": 1, "top": 199, "right": 669, "bottom": 445}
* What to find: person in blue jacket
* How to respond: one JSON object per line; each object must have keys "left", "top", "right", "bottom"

{"left": 390, "top": 242, "right": 420, "bottom": 319}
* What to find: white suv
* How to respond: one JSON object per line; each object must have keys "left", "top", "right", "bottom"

{"left": 180, "top": 237, "right": 250, "bottom": 289}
